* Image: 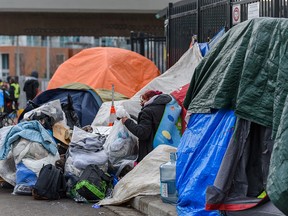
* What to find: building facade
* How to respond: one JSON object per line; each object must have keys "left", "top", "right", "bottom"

{"left": 0, "top": 0, "right": 178, "bottom": 81}
{"left": 0, "top": 0, "right": 178, "bottom": 37}
{"left": 0, "top": 36, "right": 132, "bottom": 80}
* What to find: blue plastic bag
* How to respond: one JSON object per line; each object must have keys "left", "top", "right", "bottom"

{"left": 14, "top": 162, "right": 37, "bottom": 195}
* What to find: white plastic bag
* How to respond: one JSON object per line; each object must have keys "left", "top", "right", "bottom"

{"left": 23, "top": 99, "right": 66, "bottom": 124}
{"left": 104, "top": 120, "right": 138, "bottom": 175}
{"left": 115, "top": 106, "right": 130, "bottom": 119}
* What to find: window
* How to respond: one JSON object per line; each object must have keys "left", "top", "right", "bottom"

{"left": 1, "top": 54, "right": 9, "bottom": 69}
{"left": 56, "top": 54, "right": 65, "bottom": 66}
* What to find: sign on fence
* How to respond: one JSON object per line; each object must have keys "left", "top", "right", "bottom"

{"left": 232, "top": 4, "right": 241, "bottom": 25}
{"left": 248, "top": 2, "right": 260, "bottom": 20}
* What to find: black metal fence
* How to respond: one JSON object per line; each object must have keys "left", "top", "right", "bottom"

{"left": 130, "top": 32, "right": 167, "bottom": 73}
{"left": 132, "top": 0, "right": 288, "bottom": 72}
{"left": 167, "top": 0, "right": 288, "bottom": 68}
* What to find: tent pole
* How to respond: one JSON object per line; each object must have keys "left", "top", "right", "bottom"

{"left": 108, "top": 84, "right": 116, "bottom": 126}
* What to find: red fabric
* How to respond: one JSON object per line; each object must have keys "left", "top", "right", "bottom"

{"left": 206, "top": 203, "right": 258, "bottom": 211}
{"left": 205, "top": 195, "right": 269, "bottom": 211}
{"left": 170, "top": 84, "right": 190, "bottom": 134}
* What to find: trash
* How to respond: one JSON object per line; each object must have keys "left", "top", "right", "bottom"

{"left": 92, "top": 204, "right": 101, "bottom": 209}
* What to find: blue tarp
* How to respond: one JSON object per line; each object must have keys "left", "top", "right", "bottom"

{"left": 176, "top": 109, "right": 236, "bottom": 216}
{"left": 208, "top": 27, "right": 225, "bottom": 49}
{"left": 0, "top": 90, "right": 4, "bottom": 109}
{"left": 198, "top": 27, "right": 225, "bottom": 57}
{"left": 199, "top": 43, "right": 210, "bottom": 57}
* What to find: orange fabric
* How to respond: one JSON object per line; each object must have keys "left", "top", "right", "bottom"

{"left": 47, "top": 47, "right": 160, "bottom": 98}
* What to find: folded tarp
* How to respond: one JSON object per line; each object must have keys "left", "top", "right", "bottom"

{"left": 98, "top": 144, "right": 177, "bottom": 206}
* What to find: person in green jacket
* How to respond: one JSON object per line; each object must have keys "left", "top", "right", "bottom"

{"left": 9, "top": 77, "right": 20, "bottom": 110}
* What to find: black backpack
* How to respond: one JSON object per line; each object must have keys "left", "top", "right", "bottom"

{"left": 32, "top": 164, "right": 67, "bottom": 200}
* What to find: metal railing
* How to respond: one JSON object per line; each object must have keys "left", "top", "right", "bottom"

{"left": 133, "top": 0, "right": 288, "bottom": 72}
{"left": 130, "top": 32, "right": 167, "bottom": 73}
{"left": 166, "top": 0, "right": 287, "bottom": 68}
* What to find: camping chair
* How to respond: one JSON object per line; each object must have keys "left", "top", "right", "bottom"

{"left": 0, "top": 111, "right": 17, "bottom": 128}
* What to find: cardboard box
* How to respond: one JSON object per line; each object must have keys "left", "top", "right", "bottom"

{"left": 52, "top": 123, "right": 71, "bottom": 145}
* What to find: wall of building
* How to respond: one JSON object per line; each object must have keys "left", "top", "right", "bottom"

{"left": 0, "top": 0, "right": 178, "bottom": 36}
{"left": 0, "top": 12, "right": 167, "bottom": 36}
{"left": 0, "top": 46, "right": 82, "bottom": 79}
{"left": 0, "top": 0, "right": 178, "bottom": 13}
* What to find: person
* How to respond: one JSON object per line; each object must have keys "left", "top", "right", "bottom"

{"left": 121, "top": 90, "right": 172, "bottom": 162}
{"left": 23, "top": 71, "right": 39, "bottom": 101}
{"left": 9, "top": 77, "right": 20, "bottom": 110}
{"left": 1, "top": 83, "right": 13, "bottom": 113}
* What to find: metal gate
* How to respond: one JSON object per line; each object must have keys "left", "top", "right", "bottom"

{"left": 166, "top": 0, "right": 230, "bottom": 68}
{"left": 130, "top": 32, "right": 167, "bottom": 73}
{"left": 166, "top": 0, "right": 288, "bottom": 68}
{"left": 133, "top": 0, "right": 288, "bottom": 72}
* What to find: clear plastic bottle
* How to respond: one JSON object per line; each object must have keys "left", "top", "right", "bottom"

{"left": 160, "top": 152, "right": 178, "bottom": 204}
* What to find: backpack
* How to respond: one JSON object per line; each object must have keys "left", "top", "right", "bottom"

{"left": 73, "top": 164, "right": 112, "bottom": 202}
{"left": 32, "top": 164, "right": 67, "bottom": 200}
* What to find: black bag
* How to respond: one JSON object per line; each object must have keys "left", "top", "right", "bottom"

{"left": 74, "top": 164, "right": 112, "bottom": 202}
{"left": 32, "top": 164, "right": 66, "bottom": 200}
{"left": 61, "top": 94, "right": 81, "bottom": 129}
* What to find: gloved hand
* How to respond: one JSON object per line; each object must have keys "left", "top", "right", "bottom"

{"left": 121, "top": 117, "right": 128, "bottom": 124}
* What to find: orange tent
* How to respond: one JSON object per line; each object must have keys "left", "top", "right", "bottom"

{"left": 47, "top": 47, "right": 160, "bottom": 98}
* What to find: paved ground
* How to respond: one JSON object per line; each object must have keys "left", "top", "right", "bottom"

{"left": 0, "top": 187, "right": 144, "bottom": 216}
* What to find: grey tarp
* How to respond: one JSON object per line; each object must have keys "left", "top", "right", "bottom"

{"left": 206, "top": 118, "right": 273, "bottom": 211}
{"left": 183, "top": 18, "right": 288, "bottom": 214}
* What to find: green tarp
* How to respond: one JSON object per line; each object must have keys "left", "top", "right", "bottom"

{"left": 183, "top": 17, "right": 288, "bottom": 215}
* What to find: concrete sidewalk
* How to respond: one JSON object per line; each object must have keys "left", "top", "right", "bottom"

{"left": 130, "top": 195, "right": 177, "bottom": 216}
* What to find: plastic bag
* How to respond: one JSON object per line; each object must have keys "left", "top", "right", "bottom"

{"left": 104, "top": 120, "right": 138, "bottom": 177}
{"left": 23, "top": 99, "right": 66, "bottom": 124}
{"left": 115, "top": 106, "right": 130, "bottom": 119}
{"left": 68, "top": 126, "right": 108, "bottom": 170}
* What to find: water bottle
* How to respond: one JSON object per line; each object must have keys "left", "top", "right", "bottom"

{"left": 160, "top": 152, "right": 178, "bottom": 204}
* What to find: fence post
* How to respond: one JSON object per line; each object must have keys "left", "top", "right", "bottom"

{"left": 130, "top": 31, "right": 135, "bottom": 51}
{"left": 139, "top": 32, "right": 145, "bottom": 56}
{"left": 274, "top": 0, "right": 280, "bottom": 17}
{"left": 166, "top": 2, "right": 173, "bottom": 69}
{"left": 197, "top": 0, "right": 200, "bottom": 42}
{"left": 227, "top": 0, "right": 232, "bottom": 29}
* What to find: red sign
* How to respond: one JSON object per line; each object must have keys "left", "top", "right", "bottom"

{"left": 232, "top": 5, "right": 241, "bottom": 25}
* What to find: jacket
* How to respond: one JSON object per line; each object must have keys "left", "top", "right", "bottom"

{"left": 124, "top": 94, "right": 172, "bottom": 162}
{"left": 10, "top": 83, "right": 20, "bottom": 99}
{"left": 23, "top": 79, "right": 39, "bottom": 101}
